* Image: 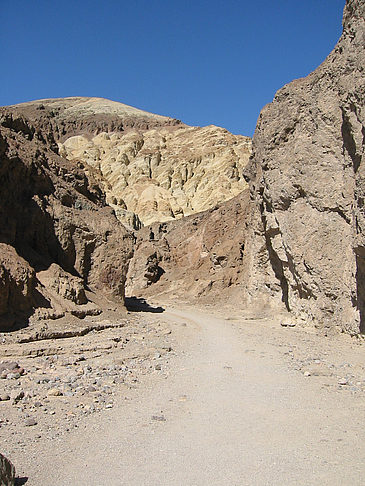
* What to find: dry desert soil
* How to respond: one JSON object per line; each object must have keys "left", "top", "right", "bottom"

{"left": 1, "top": 301, "right": 364, "bottom": 485}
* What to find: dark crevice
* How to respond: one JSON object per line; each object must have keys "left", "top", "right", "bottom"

{"left": 355, "top": 252, "right": 365, "bottom": 333}
{"left": 261, "top": 204, "right": 290, "bottom": 311}
{"left": 285, "top": 250, "right": 316, "bottom": 300}
{"left": 125, "top": 297, "right": 164, "bottom": 313}
{"left": 341, "top": 105, "right": 361, "bottom": 173}
{"left": 324, "top": 206, "right": 352, "bottom": 224}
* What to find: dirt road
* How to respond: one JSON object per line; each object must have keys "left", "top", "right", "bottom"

{"left": 19, "top": 307, "right": 365, "bottom": 485}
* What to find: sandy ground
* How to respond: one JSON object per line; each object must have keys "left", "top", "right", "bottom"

{"left": 2, "top": 304, "right": 365, "bottom": 485}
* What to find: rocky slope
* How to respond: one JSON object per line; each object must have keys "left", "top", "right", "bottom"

{"left": 126, "top": 192, "right": 251, "bottom": 305}
{"left": 128, "top": 0, "right": 364, "bottom": 335}
{"left": 59, "top": 123, "right": 251, "bottom": 226}
{"left": 0, "top": 97, "right": 250, "bottom": 330}
{"left": 9, "top": 97, "right": 251, "bottom": 228}
{"left": 0, "top": 107, "right": 134, "bottom": 331}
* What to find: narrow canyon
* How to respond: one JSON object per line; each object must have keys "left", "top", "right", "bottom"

{"left": 0, "top": 0, "right": 364, "bottom": 484}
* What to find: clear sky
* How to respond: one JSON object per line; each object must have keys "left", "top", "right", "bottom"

{"left": 1, "top": 0, "right": 345, "bottom": 136}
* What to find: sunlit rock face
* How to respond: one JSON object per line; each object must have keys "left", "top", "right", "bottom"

{"left": 11, "top": 97, "right": 251, "bottom": 228}
{"left": 243, "top": 0, "right": 365, "bottom": 334}
{"left": 58, "top": 117, "right": 251, "bottom": 226}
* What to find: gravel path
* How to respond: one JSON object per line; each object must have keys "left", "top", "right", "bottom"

{"left": 15, "top": 307, "right": 365, "bottom": 485}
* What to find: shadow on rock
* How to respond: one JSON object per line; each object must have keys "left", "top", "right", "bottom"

{"left": 125, "top": 297, "right": 165, "bottom": 313}
{"left": 15, "top": 478, "right": 28, "bottom": 485}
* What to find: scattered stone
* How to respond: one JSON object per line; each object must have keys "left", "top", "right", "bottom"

{"left": 304, "top": 371, "right": 311, "bottom": 377}
{"left": 0, "top": 362, "right": 19, "bottom": 373}
{"left": 338, "top": 378, "right": 349, "bottom": 386}
{"left": 10, "top": 390, "right": 24, "bottom": 402}
{"left": 151, "top": 415, "right": 166, "bottom": 422}
{"left": 6, "top": 372, "right": 21, "bottom": 380}
{"left": 24, "top": 417, "right": 37, "bottom": 427}
{"left": 0, "top": 394, "right": 10, "bottom": 401}
{"left": 47, "top": 388, "right": 63, "bottom": 397}
{"left": 281, "top": 320, "right": 296, "bottom": 328}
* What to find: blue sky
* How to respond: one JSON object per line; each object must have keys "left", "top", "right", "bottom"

{"left": 1, "top": 0, "right": 345, "bottom": 136}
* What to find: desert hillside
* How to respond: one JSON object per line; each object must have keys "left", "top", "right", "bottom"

{"left": 9, "top": 97, "right": 252, "bottom": 228}
{"left": 60, "top": 123, "right": 251, "bottom": 226}
{"left": 0, "top": 96, "right": 251, "bottom": 331}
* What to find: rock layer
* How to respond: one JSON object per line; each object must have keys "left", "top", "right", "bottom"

{"left": 8, "top": 97, "right": 251, "bottom": 229}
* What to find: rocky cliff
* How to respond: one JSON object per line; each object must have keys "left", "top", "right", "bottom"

{"left": 1, "top": 0, "right": 362, "bottom": 335}
{"left": 60, "top": 123, "right": 251, "bottom": 226}
{"left": 128, "top": 0, "right": 364, "bottom": 334}
{"left": 126, "top": 192, "right": 251, "bottom": 303}
{"left": 0, "top": 97, "right": 251, "bottom": 329}
{"left": 0, "top": 107, "right": 134, "bottom": 330}
{"left": 244, "top": 0, "right": 364, "bottom": 334}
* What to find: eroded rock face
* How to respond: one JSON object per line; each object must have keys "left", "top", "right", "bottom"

{"left": 8, "top": 97, "right": 251, "bottom": 229}
{"left": 0, "top": 97, "right": 250, "bottom": 328}
{"left": 59, "top": 124, "right": 251, "bottom": 226}
{"left": 0, "top": 108, "right": 134, "bottom": 330}
{"left": 244, "top": 0, "right": 365, "bottom": 333}
{"left": 126, "top": 192, "right": 251, "bottom": 303}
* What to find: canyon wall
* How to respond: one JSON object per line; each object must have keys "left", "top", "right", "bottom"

{"left": 129, "top": 0, "right": 364, "bottom": 334}
{"left": 244, "top": 0, "right": 364, "bottom": 333}
{"left": 1, "top": 0, "right": 363, "bottom": 334}
{"left": 59, "top": 124, "right": 251, "bottom": 226}
{"left": 9, "top": 97, "right": 251, "bottom": 229}
{"left": 0, "top": 108, "right": 134, "bottom": 330}
{"left": 0, "top": 97, "right": 251, "bottom": 329}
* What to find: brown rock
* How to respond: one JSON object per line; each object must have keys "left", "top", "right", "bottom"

{"left": 24, "top": 417, "right": 37, "bottom": 427}
{"left": 127, "top": 0, "right": 364, "bottom": 335}
{"left": 47, "top": 388, "right": 63, "bottom": 397}
{"left": 9, "top": 390, "right": 24, "bottom": 402}
{"left": 0, "top": 104, "right": 134, "bottom": 330}
{"left": 243, "top": 0, "right": 365, "bottom": 333}
{"left": 127, "top": 192, "right": 250, "bottom": 301}
{"left": 0, "top": 452, "right": 15, "bottom": 486}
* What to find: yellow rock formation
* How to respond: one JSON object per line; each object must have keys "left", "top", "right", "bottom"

{"left": 59, "top": 124, "right": 251, "bottom": 226}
